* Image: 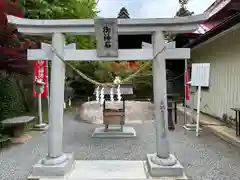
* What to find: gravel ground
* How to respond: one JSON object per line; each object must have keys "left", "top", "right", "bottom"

{"left": 1, "top": 102, "right": 240, "bottom": 180}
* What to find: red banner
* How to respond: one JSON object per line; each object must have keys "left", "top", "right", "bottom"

{"left": 33, "top": 60, "right": 48, "bottom": 98}
{"left": 185, "top": 64, "right": 190, "bottom": 101}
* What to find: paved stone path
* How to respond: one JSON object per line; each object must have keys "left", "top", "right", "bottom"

{"left": 1, "top": 101, "right": 240, "bottom": 180}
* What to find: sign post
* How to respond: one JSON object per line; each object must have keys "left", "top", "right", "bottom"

{"left": 184, "top": 60, "right": 190, "bottom": 124}
{"left": 190, "top": 63, "right": 210, "bottom": 136}
{"left": 33, "top": 60, "right": 48, "bottom": 130}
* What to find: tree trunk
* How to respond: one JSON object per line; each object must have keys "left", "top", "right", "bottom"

{"left": 15, "top": 76, "right": 31, "bottom": 112}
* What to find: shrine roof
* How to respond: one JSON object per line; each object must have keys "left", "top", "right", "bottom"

{"left": 184, "top": 12, "right": 240, "bottom": 48}
{"left": 194, "top": 0, "right": 240, "bottom": 34}
{"left": 180, "top": 0, "right": 240, "bottom": 48}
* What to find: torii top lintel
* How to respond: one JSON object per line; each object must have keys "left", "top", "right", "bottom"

{"left": 7, "top": 13, "right": 209, "bottom": 36}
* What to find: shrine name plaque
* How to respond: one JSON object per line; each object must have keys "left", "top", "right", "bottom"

{"left": 94, "top": 18, "right": 118, "bottom": 57}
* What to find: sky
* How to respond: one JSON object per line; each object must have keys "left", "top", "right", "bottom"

{"left": 97, "top": 0, "right": 216, "bottom": 18}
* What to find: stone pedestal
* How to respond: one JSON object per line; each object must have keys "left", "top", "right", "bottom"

{"left": 32, "top": 123, "right": 49, "bottom": 131}
{"left": 146, "top": 153, "right": 187, "bottom": 179}
{"left": 13, "top": 124, "right": 25, "bottom": 137}
{"left": 183, "top": 124, "right": 202, "bottom": 131}
{"left": 183, "top": 124, "right": 196, "bottom": 131}
{"left": 28, "top": 153, "right": 74, "bottom": 180}
{"left": 92, "top": 126, "right": 136, "bottom": 138}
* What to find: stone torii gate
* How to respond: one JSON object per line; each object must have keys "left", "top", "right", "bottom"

{"left": 7, "top": 14, "right": 208, "bottom": 179}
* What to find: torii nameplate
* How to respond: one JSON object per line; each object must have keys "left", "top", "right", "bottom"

{"left": 94, "top": 18, "right": 119, "bottom": 57}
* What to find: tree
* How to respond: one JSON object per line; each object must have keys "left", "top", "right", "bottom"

{"left": 23, "top": 0, "right": 97, "bottom": 19}
{"left": 22, "top": 0, "right": 98, "bottom": 48}
{"left": 22, "top": 0, "right": 99, "bottom": 97}
{"left": 0, "top": 0, "right": 35, "bottom": 75}
{"left": 0, "top": 1, "right": 34, "bottom": 121}
{"left": 0, "top": 0, "right": 99, "bottom": 121}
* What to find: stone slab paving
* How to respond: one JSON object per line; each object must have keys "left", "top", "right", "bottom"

{"left": 1, "top": 102, "right": 240, "bottom": 180}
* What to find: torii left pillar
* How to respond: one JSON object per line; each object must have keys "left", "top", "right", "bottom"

{"left": 31, "top": 33, "right": 74, "bottom": 178}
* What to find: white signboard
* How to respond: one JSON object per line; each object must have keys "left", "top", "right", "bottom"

{"left": 94, "top": 18, "right": 118, "bottom": 57}
{"left": 191, "top": 63, "right": 210, "bottom": 87}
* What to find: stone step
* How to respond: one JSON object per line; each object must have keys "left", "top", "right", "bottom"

{"left": 33, "top": 160, "right": 187, "bottom": 180}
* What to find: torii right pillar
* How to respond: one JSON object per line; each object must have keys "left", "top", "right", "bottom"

{"left": 146, "top": 31, "right": 186, "bottom": 179}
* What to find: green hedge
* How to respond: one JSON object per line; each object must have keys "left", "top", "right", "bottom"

{"left": 0, "top": 74, "right": 25, "bottom": 122}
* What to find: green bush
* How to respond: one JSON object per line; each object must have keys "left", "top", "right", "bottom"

{"left": 69, "top": 61, "right": 153, "bottom": 100}
{"left": 0, "top": 74, "right": 25, "bottom": 122}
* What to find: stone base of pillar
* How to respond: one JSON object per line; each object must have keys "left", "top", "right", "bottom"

{"left": 28, "top": 153, "right": 74, "bottom": 180}
{"left": 146, "top": 153, "right": 187, "bottom": 179}
{"left": 183, "top": 124, "right": 202, "bottom": 131}
{"left": 32, "top": 123, "right": 48, "bottom": 131}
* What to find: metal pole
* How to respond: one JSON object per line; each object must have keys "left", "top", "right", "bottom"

{"left": 184, "top": 59, "right": 187, "bottom": 125}
{"left": 38, "top": 92, "right": 43, "bottom": 125}
{"left": 196, "top": 86, "right": 201, "bottom": 137}
{"left": 47, "top": 61, "right": 50, "bottom": 108}
{"left": 46, "top": 61, "right": 50, "bottom": 126}
{"left": 190, "top": 90, "right": 195, "bottom": 124}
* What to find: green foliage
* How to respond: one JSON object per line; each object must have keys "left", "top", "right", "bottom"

{"left": 0, "top": 134, "right": 10, "bottom": 148}
{"left": 131, "top": 62, "right": 152, "bottom": 97}
{"left": 20, "top": 3, "right": 157, "bottom": 100}
{"left": 93, "top": 61, "right": 153, "bottom": 98}
{"left": 22, "top": 0, "right": 153, "bottom": 99}
{"left": 23, "top": 0, "right": 98, "bottom": 19}
{"left": 22, "top": 0, "right": 98, "bottom": 98}
{"left": 0, "top": 74, "right": 25, "bottom": 121}
{"left": 94, "top": 62, "right": 114, "bottom": 83}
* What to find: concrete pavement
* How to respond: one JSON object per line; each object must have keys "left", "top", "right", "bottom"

{"left": 178, "top": 105, "right": 240, "bottom": 148}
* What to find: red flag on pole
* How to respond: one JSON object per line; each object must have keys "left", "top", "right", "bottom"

{"left": 185, "top": 63, "right": 190, "bottom": 100}
{"left": 33, "top": 60, "right": 48, "bottom": 98}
